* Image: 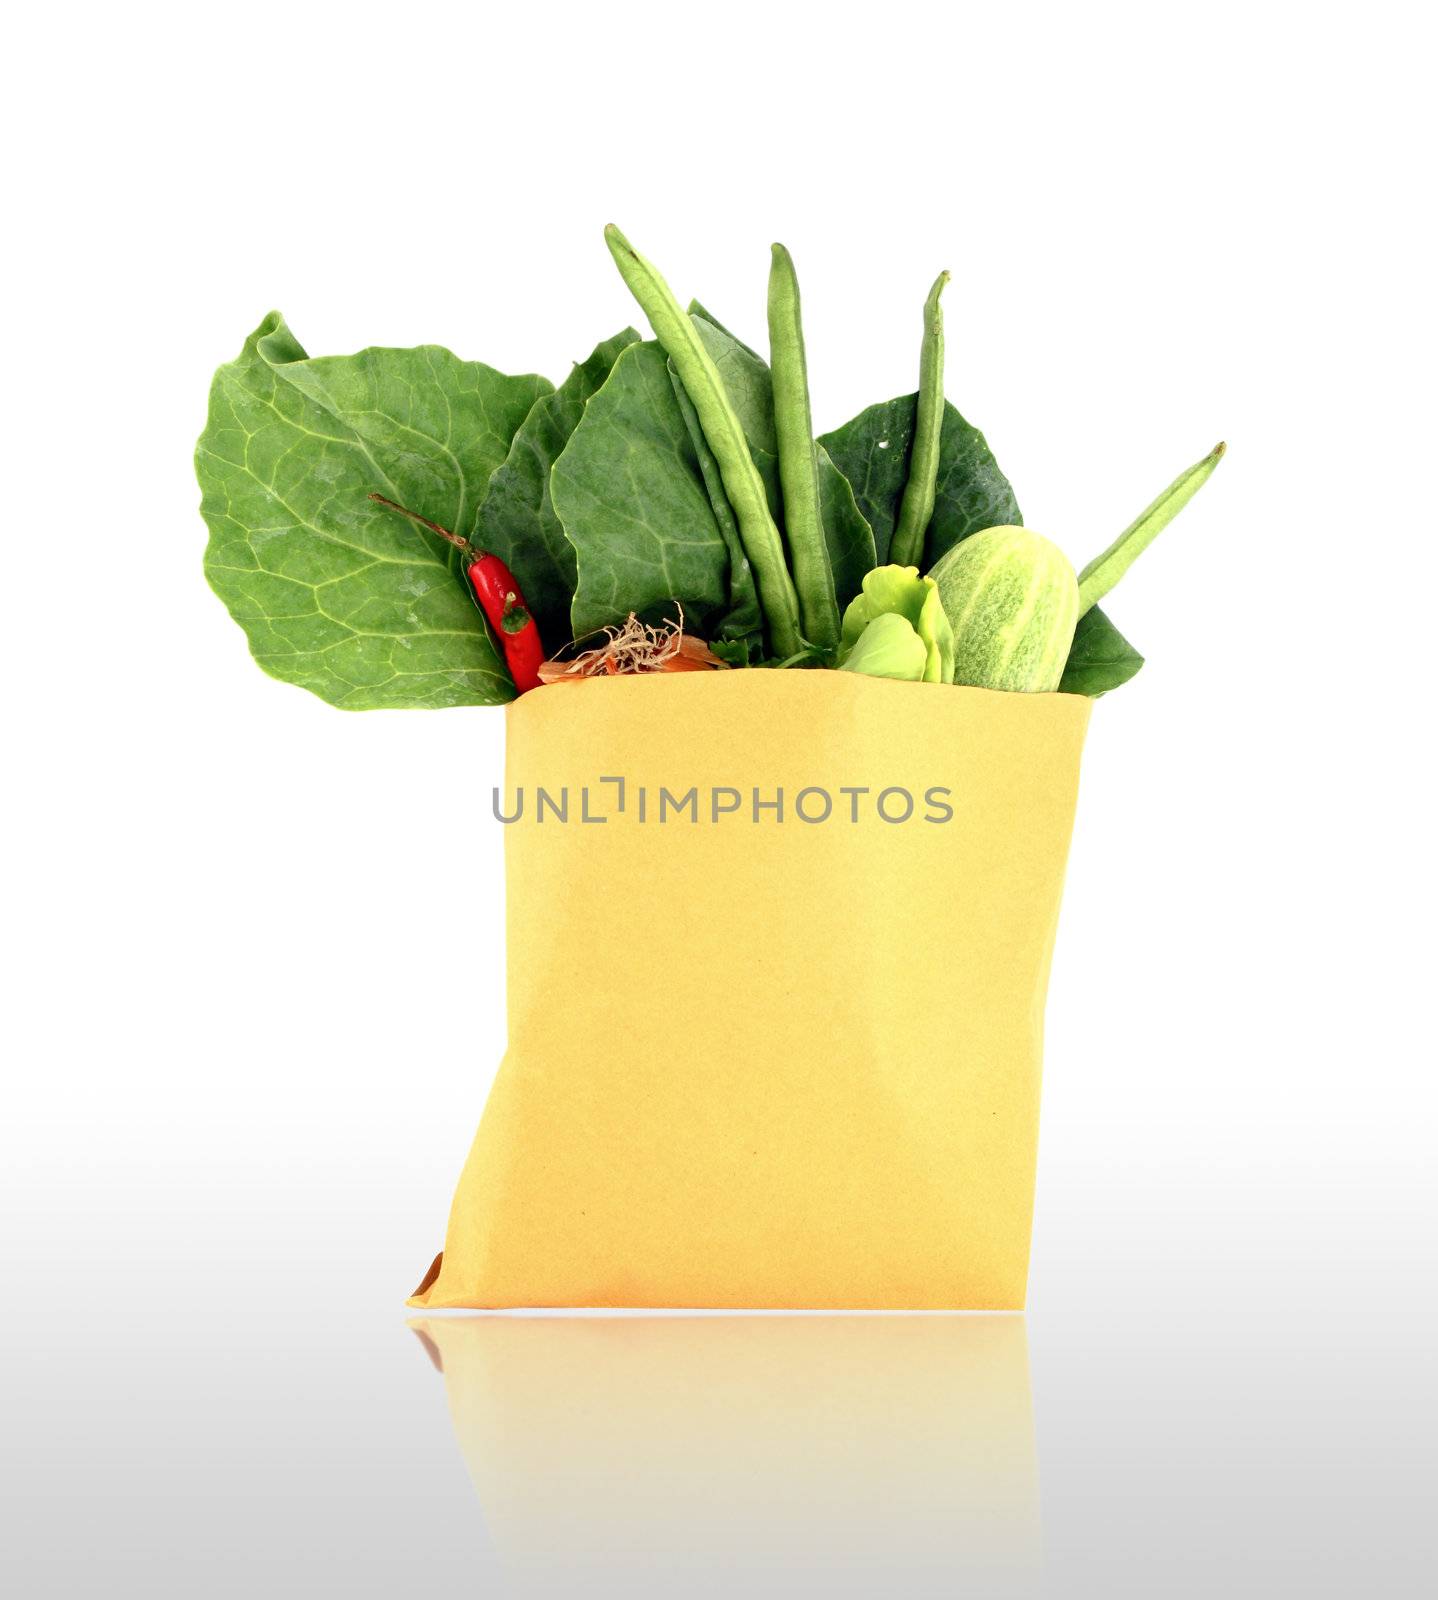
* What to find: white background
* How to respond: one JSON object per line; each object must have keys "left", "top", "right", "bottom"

{"left": 4, "top": 3, "right": 1435, "bottom": 1595}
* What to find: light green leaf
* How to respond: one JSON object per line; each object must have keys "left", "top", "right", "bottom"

{"left": 815, "top": 451, "right": 877, "bottom": 612}
{"left": 551, "top": 341, "right": 733, "bottom": 637}
{"left": 838, "top": 564, "right": 955, "bottom": 684}
{"left": 693, "top": 314, "right": 778, "bottom": 455}
{"left": 197, "top": 312, "right": 551, "bottom": 709}
{"left": 686, "top": 300, "right": 764, "bottom": 361}
{"left": 475, "top": 328, "right": 641, "bottom": 645}
{"left": 839, "top": 612, "right": 930, "bottom": 681}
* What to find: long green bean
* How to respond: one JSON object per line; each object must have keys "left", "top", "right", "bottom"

{"left": 1077, "top": 442, "right": 1226, "bottom": 615}
{"left": 603, "top": 225, "right": 803, "bottom": 658}
{"left": 890, "top": 270, "right": 950, "bottom": 568}
{"left": 767, "top": 243, "right": 839, "bottom": 652}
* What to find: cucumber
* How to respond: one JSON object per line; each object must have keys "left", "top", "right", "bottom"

{"left": 928, "top": 526, "right": 1079, "bottom": 693}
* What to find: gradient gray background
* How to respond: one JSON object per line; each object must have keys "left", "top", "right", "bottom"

{"left": 5, "top": 3, "right": 1434, "bottom": 1594}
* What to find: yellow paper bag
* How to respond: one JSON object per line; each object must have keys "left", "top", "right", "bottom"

{"left": 411, "top": 670, "right": 1089, "bottom": 1310}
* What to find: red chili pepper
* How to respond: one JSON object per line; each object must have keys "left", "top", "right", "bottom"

{"left": 368, "top": 494, "right": 544, "bottom": 693}
{"left": 498, "top": 594, "right": 545, "bottom": 692}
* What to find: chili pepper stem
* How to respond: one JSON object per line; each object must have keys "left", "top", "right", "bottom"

{"left": 367, "top": 492, "right": 474, "bottom": 558}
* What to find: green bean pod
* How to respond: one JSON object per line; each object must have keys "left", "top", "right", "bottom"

{"left": 767, "top": 243, "right": 839, "bottom": 652}
{"left": 889, "top": 270, "right": 950, "bottom": 568}
{"left": 603, "top": 225, "right": 803, "bottom": 658}
{"left": 1077, "top": 441, "right": 1226, "bottom": 615}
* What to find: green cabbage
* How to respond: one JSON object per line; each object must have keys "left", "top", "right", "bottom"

{"left": 837, "top": 565, "right": 955, "bottom": 684}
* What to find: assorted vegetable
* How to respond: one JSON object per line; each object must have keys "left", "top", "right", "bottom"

{"left": 890, "top": 272, "right": 950, "bottom": 568}
{"left": 603, "top": 226, "right": 804, "bottom": 660}
{"left": 930, "top": 527, "right": 1079, "bottom": 693}
{"left": 767, "top": 244, "right": 839, "bottom": 652}
{"left": 537, "top": 611, "right": 724, "bottom": 683}
{"left": 1076, "top": 441, "right": 1226, "bottom": 616}
{"left": 367, "top": 495, "right": 547, "bottom": 692}
{"left": 197, "top": 229, "right": 1223, "bottom": 709}
{"left": 838, "top": 566, "right": 955, "bottom": 685}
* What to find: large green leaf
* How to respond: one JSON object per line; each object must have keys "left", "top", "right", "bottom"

{"left": 818, "top": 395, "right": 1020, "bottom": 568}
{"left": 474, "top": 328, "right": 640, "bottom": 645}
{"left": 686, "top": 300, "right": 764, "bottom": 361}
{"left": 815, "top": 451, "right": 878, "bottom": 613}
{"left": 197, "top": 312, "right": 551, "bottom": 709}
{"left": 693, "top": 314, "right": 778, "bottom": 456}
{"left": 1059, "top": 605, "right": 1144, "bottom": 696}
{"left": 688, "top": 312, "right": 876, "bottom": 614}
{"left": 551, "top": 341, "right": 734, "bottom": 637}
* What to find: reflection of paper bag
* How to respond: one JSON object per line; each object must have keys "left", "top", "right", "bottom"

{"left": 410, "top": 1314, "right": 1042, "bottom": 1598}
{"left": 412, "top": 671, "right": 1089, "bottom": 1310}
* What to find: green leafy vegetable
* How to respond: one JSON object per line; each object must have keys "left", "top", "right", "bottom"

{"left": 819, "top": 396, "right": 1019, "bottom": 568}
{"left": 196, "top": 312, "right": 550, "bottom": 709}
{"left": 550, "top": 341, "right": 735, "bottom": 638}
{"left": 1059, "top": 606, "right": 1144, "bottom": 696}
{"left": 687, "top": 300, "right": 763, "bottom": 360}
{"left": 691, "top": 313, "right": 778, "bottom": 461}
{"left": 474, "top": 328, "right": 640, "bottom": 643}
{"left": 815, "top": 456, "right": 877, "bottom": 615}
{"left": 689, "top": 311, "right": 876, "bottom": 614}
{"left": 839, "top": 565, "right": 955, "bottom": 684}
{"left": 198, "top": 235, "right": 1219, "bottom": 708}
{"left": 666, "top": 362, "right": 765, "bottom": 657}
{"left": 838, "top": 612, "right": 930, "bottom": 681}
{"left": 603, "top": 226, "right": 804, "bottom": 657}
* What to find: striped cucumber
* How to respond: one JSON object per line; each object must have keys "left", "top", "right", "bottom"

{"left": 928, "top": 526, "right": 1079, "bottom": 693}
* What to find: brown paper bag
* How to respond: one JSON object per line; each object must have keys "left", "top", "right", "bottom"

{"left": 411, "top": 670, "right": 1089, "bottom": 1309}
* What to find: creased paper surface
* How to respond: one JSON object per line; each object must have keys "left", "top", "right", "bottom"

{"left": 412, "top": 671, "right": 1089, "bottom": 1309}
